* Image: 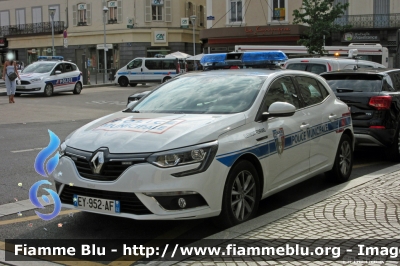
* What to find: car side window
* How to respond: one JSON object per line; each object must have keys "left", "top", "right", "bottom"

{"left": 145, "top": 60, "right": 161, "bottom": 70}
{"left": 71, "top": 64, "right": 77, "bottom": 71}
{"left": 295, "top": 76, "right": 326, "bottom": 107}
{"left": 286, "top": 63, "right": 307, "bottom": 71}
{"left": 261, "top": 76, "right": 299, "bottom": 113}
{"left": 53, "top": 63, "right": 63, "bottom": 74}
{"left": 64, "top": 63, "right": 72, "bottom": 72}
{"left": 308, "top": 64, "right": 326, "bottom": 74}
{"left": 127, "top": 59, "right": 142, "bottom": 69}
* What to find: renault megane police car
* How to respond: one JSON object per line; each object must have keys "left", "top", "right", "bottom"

{"left": 16, "top": 56, "right": 83, "bottom": 97}
{"left": 54, "top": 52, "right": 354, "bottom": 227}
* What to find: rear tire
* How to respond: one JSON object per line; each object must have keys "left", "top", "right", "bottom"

{"left": 119, "top": 77, "right": 129, "bottom": 87}
{"left": 326, "top": 134, "right": 353, "bottom": 182}
{"left": 129, "top": 83, "right": 137, "bottom": 87}
{"left": 385, "top": 127, "right": 400, "bottom": 162}
{"left": 162, "top": 77, "right": 171, "bottom": 83}
{"left": 43, "top": 84, "right": 53, "bottom": 97}
{"left": 73, "top": 82, "right": 82, "bottom": 94}
{"left": 213, "top": 160, "right": 260, "bottom": 228}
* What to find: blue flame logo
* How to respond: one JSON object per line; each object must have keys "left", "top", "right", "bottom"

{"left": 29, "top": 130, "right": 62, "bottom": 221}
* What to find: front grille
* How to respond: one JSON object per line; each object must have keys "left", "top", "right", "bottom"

{"left": 60, "top": 186, "right": 152, "bottom": 215}
{"left": 65, "top": 147, "right": 151, "bottom": 181}
{"left": 21, "top": 80, "right": 31, "bottom": 85}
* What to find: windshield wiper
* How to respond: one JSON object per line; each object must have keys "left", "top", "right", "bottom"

{"left": 336, "top": 88, "right": 363, "bottom": 92}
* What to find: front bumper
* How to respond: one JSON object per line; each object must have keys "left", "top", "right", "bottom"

{"left": 16, "top": 82, "right": 45, "bottom": 94}
{"left": 53, "top": 156, "right": 227, "bottom": 220}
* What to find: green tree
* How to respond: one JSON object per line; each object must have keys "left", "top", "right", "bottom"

{"left": 292, "top": 0, "right": 351, "bottom": 55}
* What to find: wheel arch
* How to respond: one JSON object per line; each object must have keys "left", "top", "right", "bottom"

{"left": 229, "top": 153, "right": 264, "bottom": 196}
{"left": 342, "top": 128, "right": 354, "bottom": 150}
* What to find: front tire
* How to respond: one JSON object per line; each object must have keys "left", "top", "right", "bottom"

{"left": 43, "top": 84, "right": 53, "bottom": 97}
{"left": 214, "top": 160, "right": 260, "bottom": 228}
{"left": 119, "top": 77, "right": 129, "bottom": 87}
{"left": 73, "top": 82, "right": 82, "bottom": 94}
{"left": 326, "top": 134, "right": 353, "bottom": 182}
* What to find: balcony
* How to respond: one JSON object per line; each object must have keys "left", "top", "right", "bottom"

{"left": 0, "top": 21, "right": 65, "bottom": 37}
{"left": 336, "top": 13, "right": 400, "bottom": 28}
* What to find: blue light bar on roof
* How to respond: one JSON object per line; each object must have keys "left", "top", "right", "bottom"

{"left": 37, "top": 56, "right": 64, "bottom": 61}
{"left": 200, "top": 51, "right": 288, "bottom": 68}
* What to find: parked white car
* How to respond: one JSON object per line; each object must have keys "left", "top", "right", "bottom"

{"left": 54, "top": 52, "right": 354, "bottom": 227}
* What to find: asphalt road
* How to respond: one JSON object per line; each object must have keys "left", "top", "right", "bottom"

{"left": 0, "top": 85, "right": 396, "bottom": 260}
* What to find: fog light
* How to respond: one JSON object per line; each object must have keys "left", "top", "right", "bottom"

{"left": 178, "top": 198, "right": 186, "bottom": 208}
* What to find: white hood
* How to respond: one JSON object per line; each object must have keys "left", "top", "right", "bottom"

{"left": 65, "top": 112, "right": 246, "bottom": 153}
{"left": 19, "top": 73, "right": 47, "bottom": 80}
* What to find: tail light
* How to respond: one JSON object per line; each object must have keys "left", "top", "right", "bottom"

{"left": 176, "top": 63, "right": 180, "bottom": 74}
{"left": 327, "top": 63, "right": 332, "bottom": 71}
{"left": 368, "top": 96, "right": 392, "bottom": 110}
{"left": 369, "top": 126, "right": 386, "bottom": 129}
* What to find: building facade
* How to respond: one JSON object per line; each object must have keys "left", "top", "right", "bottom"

{"left": 200, "top": 0, "right": 400, "bottom": 67}
{"left": 0, "top": 0, "right": 206, "bottom": 71}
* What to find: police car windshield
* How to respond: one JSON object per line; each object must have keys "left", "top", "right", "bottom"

{"left": 131, "top": 75, "right": 265, "bottom": 114}
{"left": 22, "top": 62, "right": 56, "bottom": 74}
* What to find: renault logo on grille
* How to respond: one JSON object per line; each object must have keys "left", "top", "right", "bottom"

{"left": 91, "top": 151, "right": 104, "bottom": 174}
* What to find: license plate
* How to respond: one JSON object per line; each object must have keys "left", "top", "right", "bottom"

{"left": 16, "top": 86, "right": 25, "bottom": 89}
{"left": 73, "top": 194, "right": 120, "bottom": 214}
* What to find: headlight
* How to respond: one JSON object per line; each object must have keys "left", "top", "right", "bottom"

{"left": 147, "top": 141, "right": 218, "bottom": 177}
{"left": 59, "top": 142, "right": 67, "bottom": 157}
{"left": 30, "top": 77, "right": 43, "bottom": 83}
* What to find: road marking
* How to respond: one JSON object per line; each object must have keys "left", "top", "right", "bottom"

{"left": 11, "top": 148, "right": 43, "bottom": 153}
{"left": 108, "top": 220, "right": 202, "bottom": 265}
{"left": 0, "top": 210, "right": 80, "bottom": 226}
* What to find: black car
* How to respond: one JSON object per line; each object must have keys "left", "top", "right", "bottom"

{"left": 127, "top": 90, "right": 151, "bottom": 105}
{"left": 321, "top": 68, "right": 400, "bottom": 161}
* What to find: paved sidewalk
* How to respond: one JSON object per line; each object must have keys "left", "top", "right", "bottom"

{"left": 173, "top": 164, "right": 400, "bottom": 265}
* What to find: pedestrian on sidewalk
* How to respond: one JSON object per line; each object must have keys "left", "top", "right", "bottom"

{"left": 2, "top": 53, "right": 21, "bottom": 104}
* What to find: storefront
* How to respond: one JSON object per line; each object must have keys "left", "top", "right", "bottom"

{"left": 199, "top": 25, "right": 309, "bottom": 53}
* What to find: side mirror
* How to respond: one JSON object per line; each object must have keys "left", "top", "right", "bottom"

{"left": 259, "top": 102, "right": 296, "bottom": 122}
{"left": 55, "top": 70, "right": 62, "bottom": 74}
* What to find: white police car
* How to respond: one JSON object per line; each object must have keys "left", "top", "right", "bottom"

{"left": 54, "top": 52, "right": 353, "bottom": 227}
{"left": 16, "top": 56, "right": 83, "bottom": 97}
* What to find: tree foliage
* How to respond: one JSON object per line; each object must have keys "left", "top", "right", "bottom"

{"left": 292, "top": 0, "right": 351, "bottom": 55}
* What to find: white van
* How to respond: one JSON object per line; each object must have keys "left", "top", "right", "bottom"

{"left": 114, "top": 57, "right": 185, "bottom": 87}
{"left": 284, "top": 57, "right": 386, "bottom": 74}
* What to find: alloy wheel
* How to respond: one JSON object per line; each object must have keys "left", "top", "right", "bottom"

{"left": 230, "top": 170, "right": 256, "bottom": 221}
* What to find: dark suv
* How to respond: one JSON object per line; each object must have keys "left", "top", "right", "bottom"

{"left": 321, "top": 68, "right": 400, "bottom": 161}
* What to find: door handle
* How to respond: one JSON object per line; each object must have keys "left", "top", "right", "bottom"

{"left": 300, "top": 123, "right": 310, "bottom": 130}
{"left": 141, "top": 68, "right": 143, "bottom": 72}
{"left": 328, "top": 114, "right": 337, "bottom": 121}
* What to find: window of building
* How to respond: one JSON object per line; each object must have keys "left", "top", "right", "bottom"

{"left": 0, "top": 10, "right": 9, "bottom": 27}
{"left": 267, "top": 0, "right": 288, "bottom": 23}
{"left": 77, "top": 4, "right": 87, "bottom": 25}
{"left": 32, "top": 7, "right": 42, "bottom": 24}
{"left": 152, "top": 5, "right": 163, "bottom": 21}
{"left": 48, "top": 5, "right": 60, "bottom": 22}
{"left": 16, "top": 9, "right": 25, "bottom": 27}
{"left": 108, "top": 1, "right": 118, "bottom": 23}
{"left": 230, "top": 0, "right": 243, "bottom": 22}
{"left": 199, "top": 5, "right": 204, "bottom": 26}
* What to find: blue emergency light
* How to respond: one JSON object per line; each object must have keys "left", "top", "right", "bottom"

{"left": 200, "top": 51, "right": 288, "bottom": 69}
{"left": 37, "top": 56, "right": 64, "bottom": 61}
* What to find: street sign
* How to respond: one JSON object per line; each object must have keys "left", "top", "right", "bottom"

{"left": 207, "top": 16, "right": 215, "bottom": 20}
{"left": 46, "top": 48, "right": 52, "bottom": 53}
{"left": 63, "top": 38, "right": 68, "bottom": 48}
{"left": 181, "top": 18, "right": 189, "bottom": 28}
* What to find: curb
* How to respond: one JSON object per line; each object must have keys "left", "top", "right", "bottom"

{"left": 0, "top": 83, "right": 117, "bottom": 96}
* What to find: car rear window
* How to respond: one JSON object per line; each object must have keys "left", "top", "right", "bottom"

{"left": 322, "top": 74, "right": 383, "bottom": 93}
{"left": 286, "top": 63, "right": 327, "bottom": 74}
